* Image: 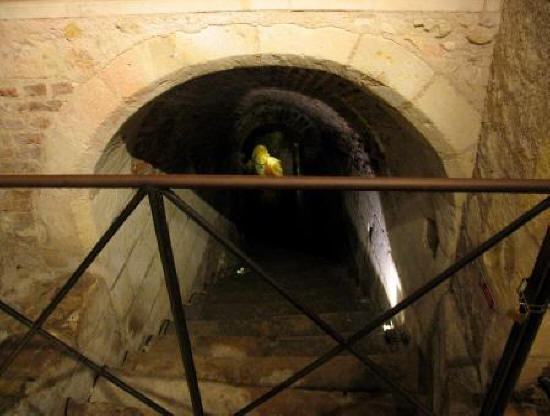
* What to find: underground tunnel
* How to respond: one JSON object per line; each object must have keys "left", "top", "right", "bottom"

{"left": 92, "top": 65, "right": 454, "bottom": 349}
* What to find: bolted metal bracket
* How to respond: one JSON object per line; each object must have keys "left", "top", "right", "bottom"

{"left": 518, "top": 278, "right": 550, "bottom": 315}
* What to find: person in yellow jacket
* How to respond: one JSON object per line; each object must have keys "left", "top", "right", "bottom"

{"left": 246, "top": 144, "right": 284, "bottom": 177}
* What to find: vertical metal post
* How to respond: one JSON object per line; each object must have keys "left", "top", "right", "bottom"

{"left": 481, "top": 227, "right": 550, "bottom": 415}
{"left": 148, "top": 189, "right": 204, "bottom": 416}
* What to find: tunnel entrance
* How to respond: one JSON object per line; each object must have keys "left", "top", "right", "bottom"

{"left": 120, "top": 66, "right": 387, "bottom": 265}
{"left": 101, "top": 64, "right": 449, "bottom": 324}
{"left": 85, "top": 63, "right": 457, "bottom": 413}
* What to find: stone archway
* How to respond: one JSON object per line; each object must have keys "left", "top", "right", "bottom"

{"left": 32, "top": 25, "right": 483, "bottom": 362}
{"left": 0, "top": 24, "right": 490, "bottom": 415}
{"left": 45, "top": 25, "right": 480, "bottom": 177}
{"left": 40, "top": 24, "right": 481, "bottom": 252}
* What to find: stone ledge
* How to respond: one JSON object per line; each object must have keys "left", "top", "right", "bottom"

{"left": 0, "top": 0, "right": 502, "bottom": 20}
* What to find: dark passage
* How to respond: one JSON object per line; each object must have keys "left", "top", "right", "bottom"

{"left": 236, "top": 124, "right": 350, "bottom": 259}
{"left": 120, "top": 66, "right": 385, "bottom": 262}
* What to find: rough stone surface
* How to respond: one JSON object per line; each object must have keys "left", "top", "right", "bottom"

{"left": 67, "top": 402, "right": 157, "bottom": 416}
{"left": 466, "top": 27, "right": 495, "bottom": 44}
{"left": 446, "top": 0, "right": 550, "bottom": 413}
{"left": 0, "top": 274, "right": 115, "bottom": 414}
{"left": 442, "top": 41, "right": 456, "bottom": 51}
{"left": 259, "top": 24, "right": 357, "bottom": 64}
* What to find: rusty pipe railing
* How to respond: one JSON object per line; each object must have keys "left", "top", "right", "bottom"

{"left": 0, "top": 175, "right": 548, "bottom": 415}
{"left": 0, "top": 174, "right": 549, "bottom": 193}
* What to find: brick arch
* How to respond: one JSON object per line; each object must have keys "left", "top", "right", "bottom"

{"left": 40, "top": 24, "right": 481, "bottom": 248}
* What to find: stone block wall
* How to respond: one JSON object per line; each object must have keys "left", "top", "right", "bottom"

{"left": 435, "top": 0, "right": 550, "bottom": 413}
{"left": 91, "top": 139, "right": 238, "bottom": 353}
{"left": 0, "top": 161, "right": 237, "bottom": 414}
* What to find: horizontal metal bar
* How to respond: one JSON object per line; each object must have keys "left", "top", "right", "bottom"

{"left": 161, "top": 189, "right": 432, "bottom": 416}
{"left": 237, "top": 196, "right": 550, "bottom": 412}
{"left": 0, "top": 299, "right": 172, "bottom": 415}
{"left": 0, "top": 174, "right": 549, "bottom": 193}
{"left": 0, "top": 189, "right": 147, "bottom": 377}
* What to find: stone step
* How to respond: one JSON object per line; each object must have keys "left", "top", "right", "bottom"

{"left": 0, "top": 396, "right": 23, "bottom": 414}
{"left": 120, "top": 349, "right": 418, "bottom": 392}
{"left": 90, "top": 377, "right": 400, "bottom": 415}
{"left": 151, "top": 332, "right": 407, "bottom": 359}
{"left": 199, "top": 283, "right": 354, "bottom": 304}
{"left": 0, "top": 340, "right": 66, "bottom": 379}
{"left": 184, "top": 298, "right": 369, "bottom": 320}
{"left": 66, "top": 401, "right": 158, "bottom": 416}
{"left": 212, "top": 273, "right": 346, "bottom": 293}
{"left": 180, "top": 311, "right": 379, "bottom": 337}
{"left": 0, "top": 378, "right": 27, "bottom": 399}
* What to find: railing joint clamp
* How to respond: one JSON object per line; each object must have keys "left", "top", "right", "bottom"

{"left": 518, "top": 278, "right": 549, "bottom": 315}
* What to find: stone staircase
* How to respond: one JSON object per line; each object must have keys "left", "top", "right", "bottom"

{"left": 67, "top": 249, "right": 423, "bottom": 415}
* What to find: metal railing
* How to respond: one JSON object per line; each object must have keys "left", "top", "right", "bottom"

{"left": 0, "top": 174, "right": 549, "bottom": 416}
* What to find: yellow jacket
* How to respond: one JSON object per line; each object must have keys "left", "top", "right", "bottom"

{"left": 248, "top": 144, "right": 283, "bottom": 177}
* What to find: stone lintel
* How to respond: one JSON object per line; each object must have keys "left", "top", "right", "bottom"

{"left": 0, "top": 0, "right": 502, "bottom": 20}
